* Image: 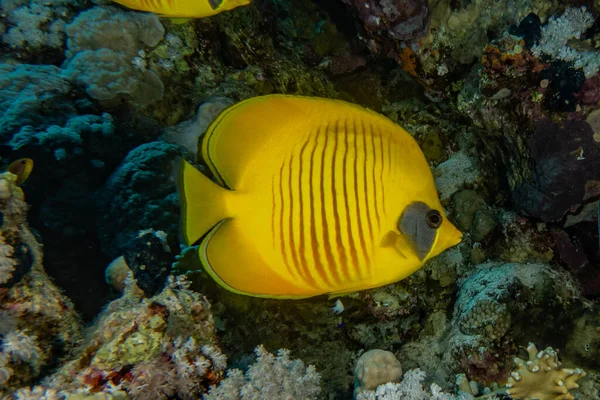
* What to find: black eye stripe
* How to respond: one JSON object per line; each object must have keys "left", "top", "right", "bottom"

{"left": 208, "top": 0, "right": 223, "bottom": 9}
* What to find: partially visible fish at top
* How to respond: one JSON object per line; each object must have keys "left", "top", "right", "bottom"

{"left": 111, "top": 0, "right": 250, "bottom": 19}
{"left": 6, "top": 158, "right": 33, "bottom": 186}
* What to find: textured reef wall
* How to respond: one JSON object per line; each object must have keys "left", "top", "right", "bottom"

{"left": 1, "top": 0, "right": 600, "bottom": 398}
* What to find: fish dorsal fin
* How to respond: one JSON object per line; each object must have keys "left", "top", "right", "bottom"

{"left": 201, "top": 95, "right": 297, "bottom": 189}
{"left": 201, "top": 95, "right": 393, "bottom": 190}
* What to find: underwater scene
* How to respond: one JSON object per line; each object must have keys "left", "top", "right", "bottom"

{"left": 2, "top": 0, "right": 600, "bottom": 398}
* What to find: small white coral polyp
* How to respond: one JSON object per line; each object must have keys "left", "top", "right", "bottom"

{"left": 506, "top": 343, "right": 585, "bottom": 400}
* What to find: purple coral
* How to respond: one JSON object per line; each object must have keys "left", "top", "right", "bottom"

{"left": 342, "top": 0, "right": 429, "bottom": 41}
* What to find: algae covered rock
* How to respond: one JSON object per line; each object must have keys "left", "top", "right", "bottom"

{"left": 97, "top": 141, "right": 183, "bottom": 260}
{"left": 452, "top": 190, "right": 497, "bottom": 242}
{"left": 34, "top": 276, "right": 223, "bottom": 398}
{"left": 0, "top": 172, "right": 83, "bottom": 396}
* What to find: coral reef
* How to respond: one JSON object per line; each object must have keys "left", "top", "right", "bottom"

{"left": 0, "top": 172, "right": 82, "bottom": 395}
{"left": 8, "top": 275, "right": 223, "bottom": 398}
{"left": 2, "top": 0, "right": 600, "bottom": 399}
{"left": 62, "top": 6, "right": 165, "bottom": 106}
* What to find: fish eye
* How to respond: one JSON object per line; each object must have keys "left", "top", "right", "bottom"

{"left": 426, "top": 210, "right": 442, "bottom": 229}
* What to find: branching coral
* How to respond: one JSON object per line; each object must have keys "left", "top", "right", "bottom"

{"left": 531, "top": 7, "right": 600, "bottom": 78}
{"left": 355, "top": 368, "right": 458, "bottom": 400}
{"left": 204, "top": 345, "right": 321, "bottom": 400}
{"left": 505, "top": 343, "right": 585, "bottom": 400}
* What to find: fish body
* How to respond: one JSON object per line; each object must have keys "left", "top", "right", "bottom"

{"left": 178, "top": 95, "right": 462, "bottom": 298}
{"left": 6, "top": 158, "right": 33, "bottom": 186}
{"left": 112, "top": 0, "right": 250, "bottom": 19}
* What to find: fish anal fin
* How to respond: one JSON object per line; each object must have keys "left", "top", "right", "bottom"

{"left": 168, "top": 17, "right": 193, "bottom": 24}
{"left": 199, "top": 218, "right": 313, "bottom": 299}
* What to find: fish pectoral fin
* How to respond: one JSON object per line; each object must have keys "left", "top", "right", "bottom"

{"left": 380, "top": 230, "right": 409, "bottom": 259}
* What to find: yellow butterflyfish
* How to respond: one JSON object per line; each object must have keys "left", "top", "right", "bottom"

{"left": 178, "top": 95, "right": 462, "bottom": 299}
{"left": 112, "top": 0, "right": 250, "bottom": 19}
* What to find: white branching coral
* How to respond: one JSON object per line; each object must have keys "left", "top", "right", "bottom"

{"left": 0, "top": 233, "right": 17, "bottom": 284}
{"left": 355, "top": 369, "right": 459, "bottom": 400}
{"left": 201, "top": 344, "right": 227, "bottom": 371}
{"left": 505, "top": 343, "right": 585, "bottom": 400}
{"left": 531, "top": 7, "right": 600, "bottom": 78}
{"left": 203, "top": 345, "right": 321, "bottom": 400}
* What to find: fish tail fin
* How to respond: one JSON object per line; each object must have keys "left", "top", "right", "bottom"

{"left": 177, "top": 157, "right": 231, "bottom": 246}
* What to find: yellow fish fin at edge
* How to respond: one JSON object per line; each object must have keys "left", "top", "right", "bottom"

{"left": 177, "top": 157, "right": 231, "bottom": 246}
{"left": 198, "top": 219, "right": 314, "bottom": 300}
{"left": 165, "top": 17, "right": 193, "bottom": 24}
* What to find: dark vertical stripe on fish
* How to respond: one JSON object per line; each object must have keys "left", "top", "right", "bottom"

{"left": 287, "top": 152, "right": 302, "bottom": 280}
{"left": 354, "top": 120, "right": 369, "bottom": 276}
{"left": 379, "top": 127, "right": 387, "bottom": 217}
{"left": 320, "top": 123, "right": 339, "bottom": 285}
{"left": 331, "top": 121, "right": 345, "bottom": 284}
{"left": 279, "top": 161, "right": 294, "bottom": 278}
{"left": 353, "top": 119, "right": 367, "bottom": 278}
{"left": 342, "top": 119, "right": 357, "bottom": 280}
{"left": 361, "top": 120, "right": 375, "bottom": 246}
{"left": 297, "top": 139, "right": 316, "bottom": 286}
{"left": 371, "top": 125, "right": 381, "bottom": 233}
{"left": 308, "top": 127, "right": 330, "bottom": 287}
